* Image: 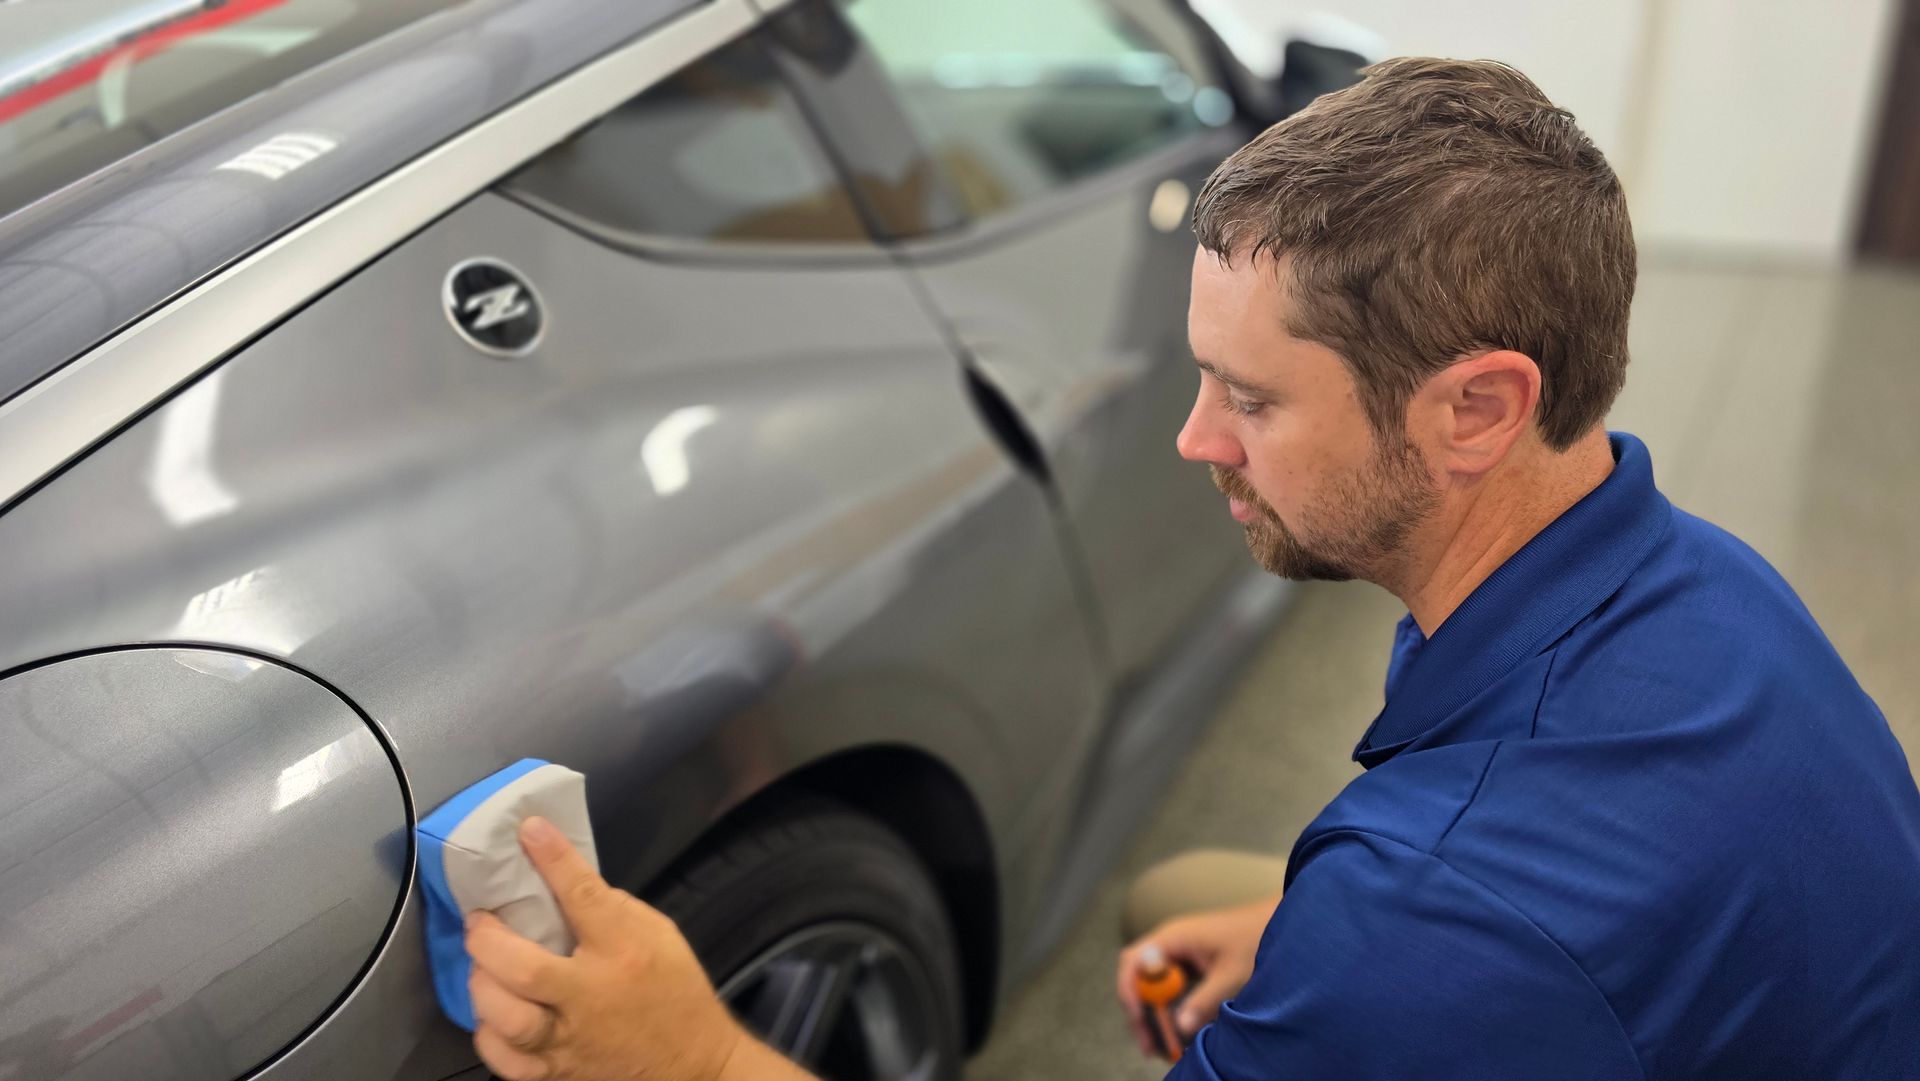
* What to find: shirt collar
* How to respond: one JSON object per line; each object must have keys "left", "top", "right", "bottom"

{"left": 1353, "top": 431, "right": 1672, "bottom": 769}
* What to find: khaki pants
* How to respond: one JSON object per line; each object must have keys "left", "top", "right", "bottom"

{"left": 1121, "top": 849, "right": 1289, "bottom": 942}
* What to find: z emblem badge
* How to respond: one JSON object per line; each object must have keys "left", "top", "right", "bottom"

{"left": 444, "top": 258, "right": 545, "bottom": 356}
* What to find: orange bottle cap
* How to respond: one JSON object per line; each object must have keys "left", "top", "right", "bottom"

{"left": 1134, "top": 944, "right": 1188, "bottom": 1007}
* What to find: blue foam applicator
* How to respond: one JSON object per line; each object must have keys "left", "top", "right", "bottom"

{"left": 416, "top": 759, "right": 597, "bottom": 1030}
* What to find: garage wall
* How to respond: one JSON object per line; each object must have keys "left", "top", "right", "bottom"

{"left": 1217, "top": 0, "right": 1902, "bottom": 263}
{"left": 1630, "top": 0, "right": 1899, "bottom": 261}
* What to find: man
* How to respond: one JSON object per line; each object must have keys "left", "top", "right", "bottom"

{"left": 462, "top": 58, "right": 1920, "bottom": 1080}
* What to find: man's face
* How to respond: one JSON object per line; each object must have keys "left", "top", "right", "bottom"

{"left": 1177, "top": 249, "right": 1438, "bottom": 582}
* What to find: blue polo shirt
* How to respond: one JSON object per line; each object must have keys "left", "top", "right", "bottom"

{"left": 1172, "top": 432, "right": 1920, "bottom": 1080}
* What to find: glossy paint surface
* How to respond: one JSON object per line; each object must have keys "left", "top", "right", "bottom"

{"left": 0, "top": 192, "right": 1107, "bottom": 1078}
{"left": 0, "top": 648, "right": 407, "bottom": 1081}
{"left": 0, "top": 0, "right": 699, "bottom": 406}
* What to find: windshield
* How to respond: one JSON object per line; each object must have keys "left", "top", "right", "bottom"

{"left": 0, "top": 0, "right": 464, "bottom": 222}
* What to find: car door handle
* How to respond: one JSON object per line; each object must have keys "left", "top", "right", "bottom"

{"left": 963, "top": 362, "right": 1051, "bottom": 484}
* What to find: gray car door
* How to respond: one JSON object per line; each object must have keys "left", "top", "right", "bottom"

{"left": 767, "top": 0, "right": 1255, "bottom": 686}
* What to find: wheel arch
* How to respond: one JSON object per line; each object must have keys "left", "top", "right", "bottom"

{"left": 644, "top": 744, "right": 1003, "bottom": 1052}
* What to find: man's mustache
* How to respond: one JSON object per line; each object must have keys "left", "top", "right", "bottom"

{"left": 1210, "top": 466, "right": 1274, "bottom": 519}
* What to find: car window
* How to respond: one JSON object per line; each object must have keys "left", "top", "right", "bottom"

{"left": 0, "top": 0, "right": 462, "bottom": 223}
{"left": 840, "top": 0, "right": 1232, "bottom": 218}
{"left": 756, "top": 1, "right": 972, "bottom": 241}
{"left": 505, "top": 35, "right": 870, "bottom": 246}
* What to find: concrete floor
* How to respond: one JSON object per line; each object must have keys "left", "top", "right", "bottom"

{"left": 965, "top": 255, "right": 1920, "bottom": 1080}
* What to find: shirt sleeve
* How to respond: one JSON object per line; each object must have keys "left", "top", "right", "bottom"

{"left": 1167, "top": 832, "right": 1644, "bottom": 1081}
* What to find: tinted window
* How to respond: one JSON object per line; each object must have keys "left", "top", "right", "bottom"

{"left": 505, "top": 35, "right": 870, "bottom": 245}
{"left": 841, "top": 0, "right": 1231, "bottom": 217}
{"left": 0, "top": 0, "right": 461, "bottom": 222}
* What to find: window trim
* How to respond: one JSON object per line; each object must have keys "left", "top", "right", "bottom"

{"left": 503, "top": 181, "right": 899, "bottom": 269}
{"left": 885, "top": 124, "right": 1241, "bottom": 263}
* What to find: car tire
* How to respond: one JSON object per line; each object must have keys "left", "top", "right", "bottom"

{"left": 649, "top": 794, "right": 966, "bottom": 1081}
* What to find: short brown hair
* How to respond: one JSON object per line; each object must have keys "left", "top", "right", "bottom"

{"left": 1192, "top": 57, "right": 1635, "bottom": 450}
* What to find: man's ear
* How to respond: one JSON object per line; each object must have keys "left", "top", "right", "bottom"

{"left": 1422, "top": 350, "right": 1541, "bottom": 475}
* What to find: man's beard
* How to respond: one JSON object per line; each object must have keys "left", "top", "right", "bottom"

{"left": 1211, "top": 436, "right": 1438, "bottom": 583}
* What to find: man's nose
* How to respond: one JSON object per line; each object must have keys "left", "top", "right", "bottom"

{"left": 1176, "top": 391, "right": 1243, "bottom": 468}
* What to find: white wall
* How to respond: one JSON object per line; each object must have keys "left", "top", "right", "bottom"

{"left": 1631, "top": 0, "right": 1899, "bottom": 260}
{"left": 1220, "top": 0, "right": 1901, "bottom": 262}
{"left": 1238, "top": 0, "right": 1647, "bottom": 168}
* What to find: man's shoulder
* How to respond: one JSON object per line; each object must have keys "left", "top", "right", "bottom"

{"left": 1543, "top": 503, "right": 1864, "bottom": 731}
{"left": 1290, "top": 740, "right": 1501, "bottom": 871}
{"left": 1659, "top": 505, "right": 1818, "bottom": 615}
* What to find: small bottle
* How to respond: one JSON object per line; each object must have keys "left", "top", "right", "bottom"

{"left": 1134, "top": 944, "right": 1191, "bottom": 1062}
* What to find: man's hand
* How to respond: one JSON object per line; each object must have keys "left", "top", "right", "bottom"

{"left": 464, "top": 816, "right": 814, "bottom": 1081}
{"left": 1114, "top": 893, "right": 1280, "bottom": 1059}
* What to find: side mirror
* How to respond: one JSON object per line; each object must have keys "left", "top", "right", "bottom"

{"left": 1177, "top": 4, "right": 1384, "bottom": 126}
{"left": 1276, "top": 38, "right": 1371, "bottom": 116}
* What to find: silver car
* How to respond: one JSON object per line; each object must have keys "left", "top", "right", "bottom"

{"left": 0, "top": 2, "right": 1359, "bottom": 1079}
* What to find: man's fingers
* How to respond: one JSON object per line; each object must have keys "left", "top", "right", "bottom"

{"left": 1114, "top": 945, "right": 1157, "bottom": 1058}
{"left": 469, "top": 967, "right": 555, "bottom": 1050}
{"left": 1178, "top": 968, "right": 1242, "bottom": 1037}
{"left": 474, "top": 1022, "right": 551, "bottom": 1081}
{"left": 1139, "top": 919, "right": 1212, "bottom": 965}
{"left": 519, "top": 816, "right": 619, "bottom": 943}
{"left": 1125, "top": 1004, "right": 1156, "bottom": 1058}
{"left": 1115, "top": 944, "right": 1141, "bottom": 1011}
{"left": 467, "top": 911, "right": 575, "bottom": 1004}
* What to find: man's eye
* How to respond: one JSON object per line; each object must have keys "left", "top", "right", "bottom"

{"left": 1220, "top": 390, "right": 1266, "bottom": 417}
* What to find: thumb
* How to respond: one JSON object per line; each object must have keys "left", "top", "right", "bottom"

{"left": 520, "top": 816, "right": 616, "bottom": 943}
